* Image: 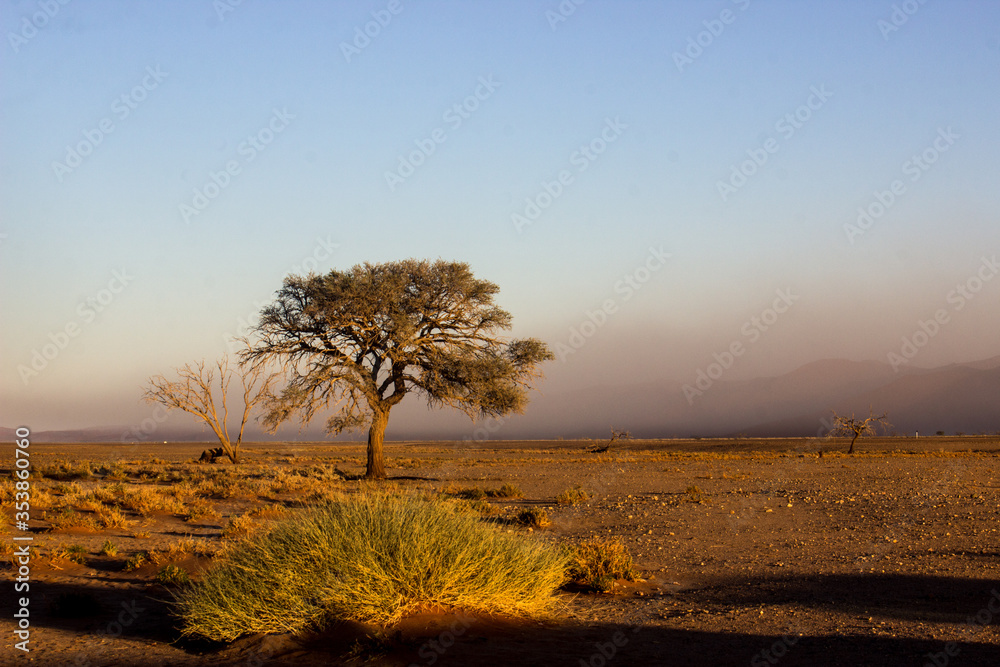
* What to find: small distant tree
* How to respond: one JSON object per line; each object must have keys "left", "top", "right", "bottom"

{"left": 143, "top": 355, "right": 276, "bottom": 463}
{"left": 830, "top": 406, "right": 891, "bottom": 454}
{"left": 590, "top": 427, "right": 631, "bottom": 453}
{"left": 241, "top": 259, "right": 554, "bottom": 480}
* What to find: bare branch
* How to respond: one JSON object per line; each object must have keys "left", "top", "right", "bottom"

{"left": 142, "top": 354, "right": 277, "bottom": 463}
{"left": 591, "top": 427, "right": 631, "bottom": 453}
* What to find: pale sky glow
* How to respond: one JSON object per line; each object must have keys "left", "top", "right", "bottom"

{"left": 2, "top": 0, "right": 999, "bottom": 437}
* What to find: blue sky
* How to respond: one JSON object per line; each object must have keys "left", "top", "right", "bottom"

{"left": 2, "top": 0, "right": 999, "bottom": 434}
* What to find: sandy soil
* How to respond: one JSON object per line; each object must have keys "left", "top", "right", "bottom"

{"left": 2, "top": 436, "right": 999, "bottom": 666}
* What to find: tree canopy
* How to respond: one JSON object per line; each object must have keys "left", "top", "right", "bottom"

{"left": 241, "top": 259, "right": 553, "bottom": 478}
{"left": 830, "top": 406, "right": 891, "bottom": 454}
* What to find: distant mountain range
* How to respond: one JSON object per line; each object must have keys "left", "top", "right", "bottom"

{"left": 5, "top": 356, "right": 999, "bottom": 442}
{"left": 717, "top": 357, "right": 1000, "bottom": 437}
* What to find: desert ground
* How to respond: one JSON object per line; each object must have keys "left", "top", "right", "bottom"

{"left": 2, "top": 436, "right": 999, "bottom": 666}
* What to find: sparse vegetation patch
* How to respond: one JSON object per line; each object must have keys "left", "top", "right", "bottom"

{"left": 516, "top": 507, "right": 551, "bottom": 529}
{"left": 567, "top": 537, "right": 639, "bottom": 592}
{"left": 685, "top": 485, "right": 706, "bottom": 503}
{"left": 124, "top": 551, "right": 148, "bottom": 571}
{"left": 157, "top": 564, "right": 191, "bottom": 587}
{"left": 488, "top": 483, "right": 523, "bottom": 498}
{"left": 556, "top": 487, "right": 589, "bottom": 505}
{"left": 99, "top": 540, "right": 118, "bottom": 557}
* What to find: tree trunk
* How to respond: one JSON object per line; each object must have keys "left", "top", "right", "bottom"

{"left": 848, "top": 433, "right": 860, "bottom": 454}
{"left": 221, "top": 441, "right": 239, "bottom": 464}
{"left": 366, "top": 410, "right": 389, "bottom": 480}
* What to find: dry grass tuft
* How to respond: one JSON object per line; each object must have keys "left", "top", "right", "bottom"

{"left": 119, "top": 485, "right": 185, "bottom": 516}
{"left": 222, "top": 513, "right": 269, "bottom": 541}
{"left": 182, "top": 498, "right": 221, "bottom": 523}
{"left": 685, "top": 485, "right": 706, "bottom": 503}
{"left": 149, "top": 537, "right": 211, "bottom": 564}
{"left": 47, "top": 508, "right": 98, "bottom": 531}
{"left": 47, "top": 544, "right": 89, "bottom": 565}
{"left": 157, "top": 564, "right": 191, "bottom": 586}
{"left": 37, "top": 461, "right": 93, "bottom": 481}
{"left": 97, "top": 506, "right": 132, "bottom": 529}
{"left": 516, "top": 507, "right": 551, "bottom": 529}
{"left": 439, "top": 483, "right": 486, "bottom": 500}
{"left": 487, "top": 483, "right": 523, "bottom": 499}
{"left": 30, "top": 488, "right": 58, "bottom": 510}
{"left": 177, "top": 491, "right": 568, "bottom": 641}
{"left": 567, "top": 537, "right": 639, "bottom": 592}
{"left": 555, "top": 487, "right": 589, "bottom": 505}
{"left": 123, "top": 551, "right": 149, "bottom": 571}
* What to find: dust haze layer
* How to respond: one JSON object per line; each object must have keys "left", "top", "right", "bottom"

{"left": 7, "top": 356, "right": 998, "bottom": 444}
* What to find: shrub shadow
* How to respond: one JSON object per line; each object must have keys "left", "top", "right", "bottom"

{"left": 679, "top": 572, "right": 1000, "bottom": 624}
{"left": 5, "top": 572, "right": 999, "bottom": 666}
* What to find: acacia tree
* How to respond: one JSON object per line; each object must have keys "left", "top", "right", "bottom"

{"left": 240, "top": 259, "right": 554, "bottom": 480}
{"left": 830, "top": 406, "right": 891, "bottom": 454}
{"left": 143, "top": 355, "right": 276, "bottom": 463}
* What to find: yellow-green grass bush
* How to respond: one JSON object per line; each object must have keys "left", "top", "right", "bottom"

{"left": 181, "top": 498, "right": 220, "bottom": 522}
{"left": 47, "top": 508, "right": 97, "bottom": 531}
{"left": 515, "top": 507, "right": 551, "bottom": 529}
{"left": 555, "top": 487, "right": 589, "bottom": 505}
{"left": 567, "top": 537, "right": 638, "bottom": 592}
{"left": 487, "top": 483, "right": 523, "bottom": 499}
{"left": 123, "top": 551, "right": 149, "bottom": 571}
{"left": 28, "top": 488, "right": 58, "bottom": 511}
{"left": 157, "top": 564, "right": 191, "bottom": 587}
{"left": 176, "top": 491, "right": 568, "bottom": 641}
{"left": 97, "top": 506, "right": 132, "bottom": 529}
{"left": 60, "top": 544, "right": 89, "bottom": 565}
{"left": 38, "top": 460, "right": 93, "bottom": 481}
{"left": 119, "top": 485, "right": 184, "bottom": 516}
{"left": 51, "top": 481, "right": 85, "bottom": 496}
